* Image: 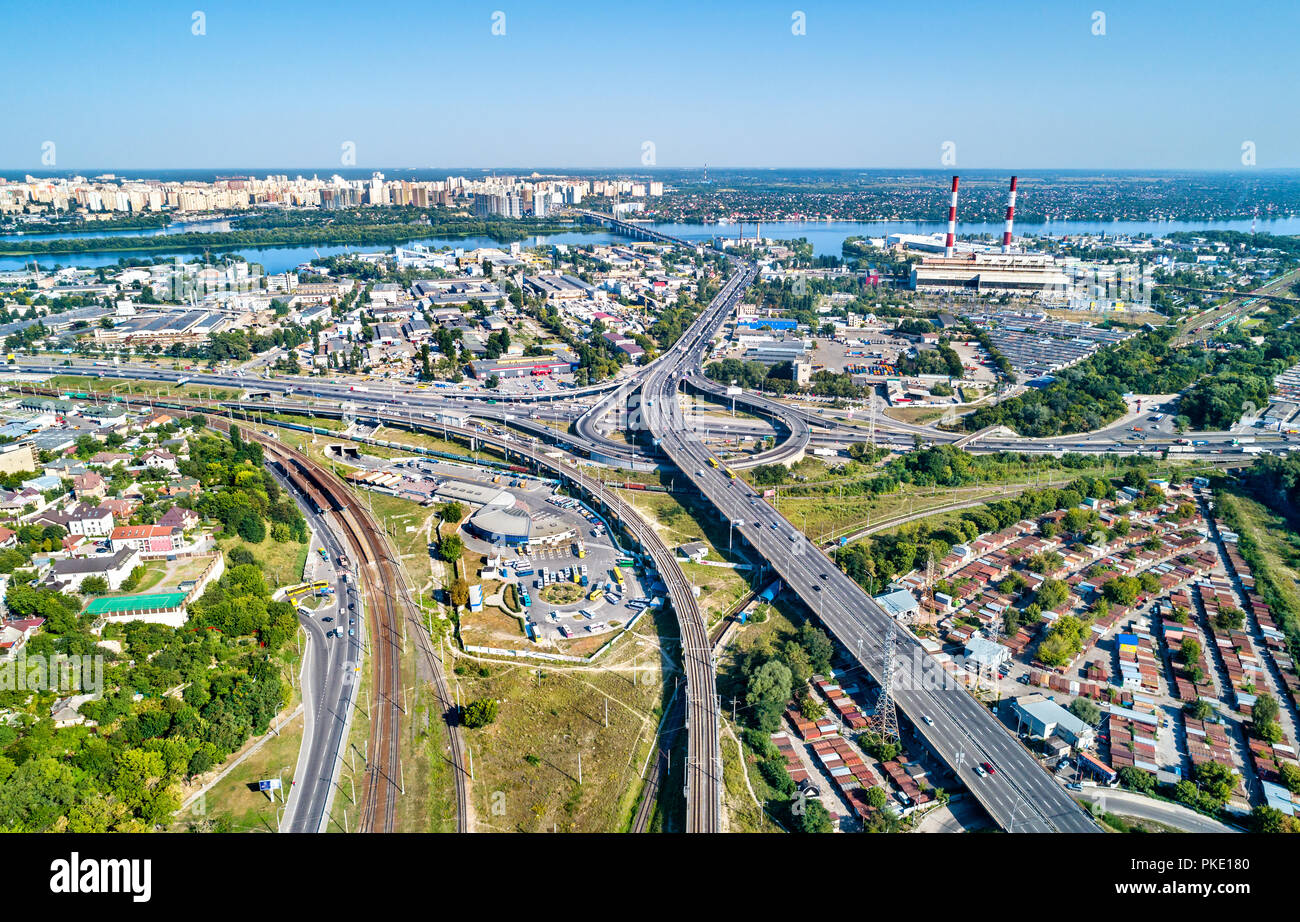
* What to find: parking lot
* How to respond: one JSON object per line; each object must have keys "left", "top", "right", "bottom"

{"left": 967, "top": 312, "right": 1138, "bottom": 377}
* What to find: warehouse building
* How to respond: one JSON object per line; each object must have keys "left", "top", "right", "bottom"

{"left": 470, "top": 352, "right": 577, "bottom": 379}
{"left": 736, "top": 317, "right": 800, "bottom": 332}
{"left": 93, "top": 309, "right": 228, "bottom": 346}
{"left": 1010, "top": 693, "right": 1096, "bottom": 748}
{"left": 741, "top": 337, "right": 810, "bottom": 365}
{"left": 432, "top": 479, "right": 515, "bottom": 510}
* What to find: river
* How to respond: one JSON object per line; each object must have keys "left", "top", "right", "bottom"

{"left": 3, "top": 217, "right": 1299, "bottom": 274}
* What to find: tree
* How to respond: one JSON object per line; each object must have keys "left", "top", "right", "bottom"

{"left": 1069, "top": 697, "right": 1101, "bottom": 726}
{"left": 1037, "top": 615, "right": 1085, "bottom": 667}
{"left": 1280, "top": 762, "right": 1300, "bottom": 796}
{"left": 448, "top": 579, "right": 470, "bottom": 611}
{"left": 1103, "top": 575, "right": 1140, "bottom": 607}
{"left": 1251, "top": 693, "right": 1282, "bottom": 742}
{"left": 857, "top": 731, "right": 901, "bottom": 763}
{"left": 1118, "top": 766, "right": 1155, "bottom": 794}
{"left": 1180, "top": 636, "right": 1202, "bottom": 667}
{"left": 1193, "top": 761, "right": 1237, "bottom": 807}
{"left": 1251, "top": 804, "right": 1299, "bottom": 834}
{"left": 745, "top": 659, "right": 793, "bottom": 732}
{"left": 864, "top": 785, "right": 888, "bottom": 809}
{"left": 1036, "top": 578, "right": 1069, "bottom": 611}
{"left": 797, "top": 622, "right": 834, "bottom": 674}
{"left": 1027, "top": 551, "right": 1063, "bottom": 574}
{"left": 795, "top": 798, "right": 833, "bottom": 834}
{"left": 798, "top": 692, "right": 824, "bottom": 721}
{"left": 438, "top": 501, "right": 465, "bottom": 523}
{"left": 1253, "top": 692, "right": 1280, "bottom": 727}
{"left": 462, "top": 698, "right": 498, "bottom": 729}
{"left": 79, "top": 575, "right": 110, "bottom": 595}
{"left": 1215, "top": 606, "right": 1245, "bottom": 632}
{"left": 438, "top": 533, "right": 465, "bottom": 564}
{"left": 1185, "top": 698, "right": 1213, "bottom": 721}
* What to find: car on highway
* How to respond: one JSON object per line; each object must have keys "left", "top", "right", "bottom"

{"left": 812, "top": 584, "right": 821, "bottom": 591}
{"left": 975, "top": 765, "right": 987, "bottom": 777}
{"left": 820, "top": 573, "right": 829, "bottom": 580}
{"left": 923, "top": 715, "right": 934, "bottom": 725}
{"left": 982, "top": 761, "right": 996, "bottom": 774}
{"left": 322, "top": 616, "right": 333, "bottom": 622}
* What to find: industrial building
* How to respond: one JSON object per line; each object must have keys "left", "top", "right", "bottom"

{"left": 0, "top": 443, "right": 37, "bottom": 476}
{"left": 469, "top": 352, "right": 577, "bottom": 379}
{"left": 92, "top": 309, "right": 228, "bottom": 346}
{"left": 911, "top": 253, "right": 1070, "bottom": 294}
{"left": 874, "top": 588, "right": 920, "bottom": 620}
{"left": 1009, "top": 693, "right": 1097, "bottom": 748}
{"left": 432, "top": 480, "right": 515, "bottom": 510}
{"left": 736, "top": 317, "right": 800, "bottom": 332}
{"left": 463, "top": 497, "right": 577, "bottom": 549}
{"left": 741, "top": 337, "right": 810, "bottom": 365}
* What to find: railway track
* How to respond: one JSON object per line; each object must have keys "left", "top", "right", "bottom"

{"left": 202, "top": 415, "right": 469, "bottom": 833}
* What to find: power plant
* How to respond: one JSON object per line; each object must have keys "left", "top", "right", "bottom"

{"left": 910, "top": 174, "right": 1068, "bottom": 295}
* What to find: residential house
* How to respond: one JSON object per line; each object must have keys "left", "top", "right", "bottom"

{"left": 141, "top": 448, "right": 178, "bottom": 473}
{"left": 159, "top": 477, "right": 201, "bottom": 499}
{"left": 72, "top": 472, "right": 107, "bottom": 501}
{"left": 89, "top": 451, "right": 132, "bottom": 467}
{"left": 50, "top": 693, "right": 98, "bottom": 728}
{"left": 157, "top": 505, "right": 199, "bottom": 531}
{"left": 110, "top": 525, "right": 182, "bottom": 555}
{"left": 677, "top": 542, "right": 709, "bottom": 562}
{"left": 0, "top": 617, "right": 45, "bottom": 662}
{"left": 0, "top": 486, "right": 45, "bottom": 514}
{"left": 67, "top": 503, "right": 115, "bottom": 537}
{"left": 100, "top": 497, "right": 138, "bottom": 518}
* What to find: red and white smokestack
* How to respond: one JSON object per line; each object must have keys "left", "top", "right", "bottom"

{"left": 1001, "top": 175, "right": 1018, "bottom": 253}
{"left": 944, "top": 175, "right": 959, "bottom": 258}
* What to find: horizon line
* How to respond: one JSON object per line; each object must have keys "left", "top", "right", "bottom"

{"left": 5, "top": 166, "right": 1300, "bottom": 175}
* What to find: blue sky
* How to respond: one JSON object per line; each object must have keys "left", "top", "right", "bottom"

{"left": 6, "top": 0, "right": 1299, "bottom": 170}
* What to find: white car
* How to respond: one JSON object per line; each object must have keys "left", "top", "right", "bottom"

{"left": 975, "top": 765, "right": 988, "bottom": 777}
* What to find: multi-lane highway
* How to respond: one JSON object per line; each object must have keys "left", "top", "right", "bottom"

{"left": 12, "top": 350, "right": 1281, "bottom": 473}
{"left": 277, "top": 478, "right": 362, "bottom": 834}
{"left": 636, "top": 261, "right": 1099, "bottom": 832}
